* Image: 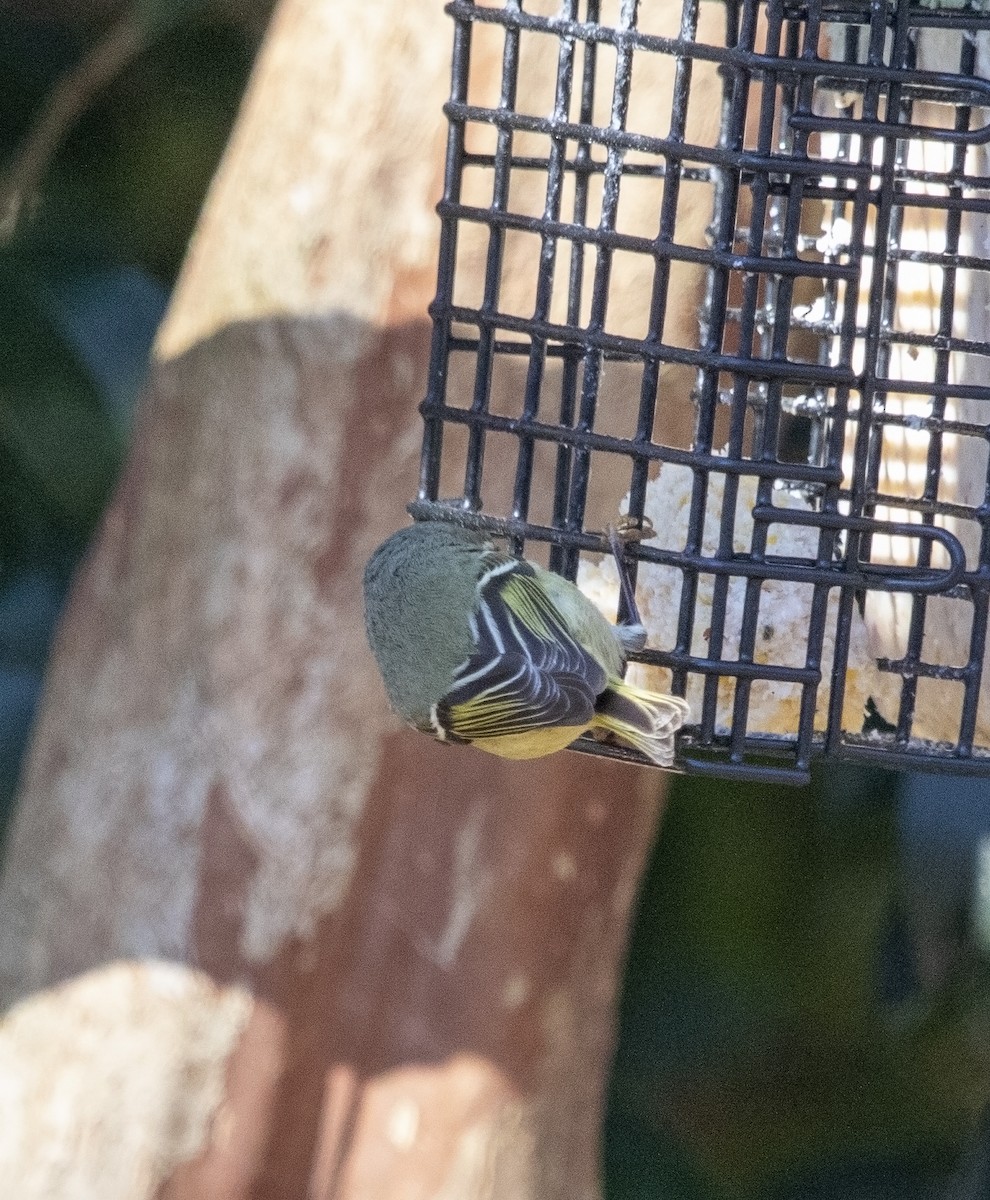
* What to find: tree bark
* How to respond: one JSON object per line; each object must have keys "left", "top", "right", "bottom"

{"left": 0, "top": 1, "right": 678, "bottom": 1196}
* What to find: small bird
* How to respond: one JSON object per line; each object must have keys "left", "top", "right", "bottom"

{"left": 363, "top": 521, "right": 689, "bottom": 766}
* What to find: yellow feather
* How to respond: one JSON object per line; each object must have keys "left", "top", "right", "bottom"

{"left": 468, "top": 724, "right": 593, "bottom": 759}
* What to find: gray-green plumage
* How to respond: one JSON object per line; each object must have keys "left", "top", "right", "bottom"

{"left": 530, "top": 563, "right": 626, "bottom": 678}
{"left": 363, "top": 522, "right": 490, "bottom": 727}
{"left": 363, "top": 520, "right": 690, "bottom": 764}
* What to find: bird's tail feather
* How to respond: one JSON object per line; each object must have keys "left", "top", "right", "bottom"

{"left": 592, "top": 679, "right": 690, "bottom": 767}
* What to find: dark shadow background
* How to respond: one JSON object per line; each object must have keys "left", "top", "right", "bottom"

{"left": 2, "top": 4, "right": 990, "bottom": 1198}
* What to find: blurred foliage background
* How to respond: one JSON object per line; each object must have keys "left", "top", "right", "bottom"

{"left": 0, "top": 0, "right": 262, "bottom": 832}
{"left": 2, "top": 3, "right": 990, "bottom": 1198}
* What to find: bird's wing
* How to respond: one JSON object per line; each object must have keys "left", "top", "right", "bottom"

{"left": 433, "top": 562, "right": 607, "bottom": 742}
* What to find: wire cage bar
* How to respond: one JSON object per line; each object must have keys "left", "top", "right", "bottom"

{"left": 414, "top": 0, "right": 990, "bottom": 783}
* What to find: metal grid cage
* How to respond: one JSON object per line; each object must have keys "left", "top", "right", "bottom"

{"left": 413, "top": 0, "right": 990, "bottom": 783}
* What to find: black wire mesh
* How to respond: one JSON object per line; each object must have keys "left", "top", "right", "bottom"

{"left": 413, "top": 0, "right": 990, "bottom": 783}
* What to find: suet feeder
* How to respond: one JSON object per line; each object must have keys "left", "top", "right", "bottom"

{"left": 411, "top": 0, "right": 990, "bottom": 783}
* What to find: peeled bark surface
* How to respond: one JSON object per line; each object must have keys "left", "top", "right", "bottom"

{"left": 0, "top": 1, "right": 675, "bottom": 1196}
{"left": 0, "top": 315, "right": 663, "bottom": 1198}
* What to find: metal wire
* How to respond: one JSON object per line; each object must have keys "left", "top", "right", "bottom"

{"left": 416, "top": 0, "right": 990, "bottom": 783}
